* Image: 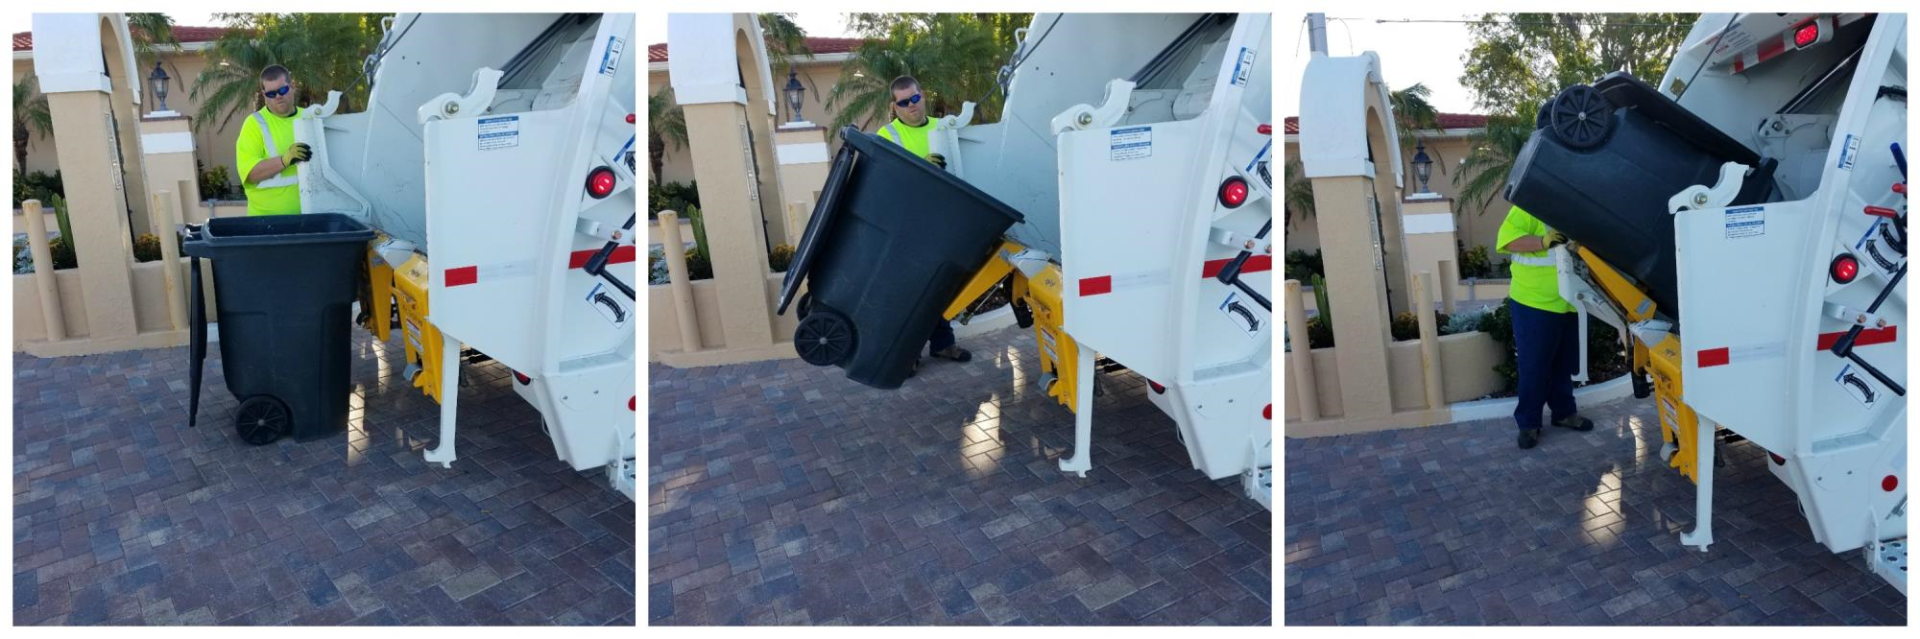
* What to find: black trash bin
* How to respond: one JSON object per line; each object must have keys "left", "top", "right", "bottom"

{"left": 1505, "top": 72, "right": 1778, "bottom": 320}
{"left": 776, "top": 126, "right": 1024, "bottom": 389}
{"left": 183, "top": 213, "right": 374, "bottom": 444}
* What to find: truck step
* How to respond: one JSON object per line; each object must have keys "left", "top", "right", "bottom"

{"left": 1870, "top": 538, "right": 1907, "bottom": 596}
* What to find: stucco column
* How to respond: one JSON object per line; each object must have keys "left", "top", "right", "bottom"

{"left": 773, "top": 124, "right": 831, "bottom": 246}
{"left": 138, "top": 114, "right": 202, "bottom": 237}
{"left": 1310, "top": 175, "right": 1394, "bottom": 420}
{"left": 46, "top": 90, "right": 141, "bottom": 341}
{"left": 1399, "top": 195, "right": 1458, "bottom": 314}
{"left": 682, "top": 103, "right": 776, "bottom": 350}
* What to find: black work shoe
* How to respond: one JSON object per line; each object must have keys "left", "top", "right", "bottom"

{"left": 1518, "top": 428, "right": 1541, "bottom": 449}
{"left": 932, "top": 346, "right": 972, "bottom": 362}
{"left": 1552, "top": 414, "right": 1594, "bottom": 431}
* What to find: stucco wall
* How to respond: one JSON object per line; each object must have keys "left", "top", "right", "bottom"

{"left": 12, "top": 257, "right": 210, "bottom": 348}
{"left": 650, "top": 60, "right": 851, "bottom": 189}
{"left": 646, "top": 272, "right": 798, "bottom": 361}
{"left": 1284, "top": 136, "right": 1515, "bottom": 258}
{"left": 1283, "top": 330, "right": 1505, "bottom": 422}
{"left": 15, "top": 51, "right": 250, "bottom": 194}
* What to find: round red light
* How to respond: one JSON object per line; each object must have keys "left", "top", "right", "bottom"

{"left": 1220, "top": 178, "right": 1249, "bottom": 208}
{"left": 629, "top": 396, "right": 636, "bottom": 412}
{"left": 1794, "top": 23, "right": 1819, "bottom": 48}
{"left": 1148, "top": 380, "right": 1165, "bottom": 394}
{"left": 1263, "top": 404, "right": 1271, "bottom": 420}
{"left": 1831, "top": 254, "right": 1859, "bottom": 283}
{"left": 513, "top": 371, "right": 531, "bottom": 385}
{"left": 1885, "top": 475, "right": 1900, "bottom": 492}
{"left": 626, "top": 113, "right": 636, "bottom": 124}
{"left": 587, "top": 167, "right": 617, "bottom": 199}
{"left": 1769, "top": 452, "right": 1786, "bottom": 466}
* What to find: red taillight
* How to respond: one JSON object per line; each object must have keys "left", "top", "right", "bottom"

{"left": 1219, "top": 177, "right": 1249, "bottom": 208}
{"left": 1769, "top": 452, "right": 1786, "bottom": 466}
{"left": 1793, "top": 21, "right": 1820, "bottom": 48}
{"left": 513, "top": 371, "right": 531, "bottom": 385}
{"left": 586, "top": 166, "right": 617, "bottom": 199}
{"left": 629, "top": 396, "right": 636, "bottom": 411}
{"left": 1148, "top": 380, "right": 1165, "bottom": 394}
{"left": 626, "top": 113, "right": 636, "bottom": 124}
{"left": 1885, "top": 475, "right": 1900, "bottom": 492}
{"left": 1263, "top": 404, "right": 1271, "bottom": 420}
{"left": 1831, "top": 254, "right": 1859, "bottom": 284}
{"left": 1257, "top": 124, "right": 1271, "bottom": 135}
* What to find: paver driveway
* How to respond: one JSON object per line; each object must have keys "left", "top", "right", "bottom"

{"left": 13, "top": 330, "right": 635, "bottom": 625}
{"left": 648, "top": 325, "right": 1274, "bottom": 625}
{"left": 1284, "top": 395, "right": 1907, "bottom": 625}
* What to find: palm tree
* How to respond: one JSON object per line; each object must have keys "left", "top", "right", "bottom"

{"left": 648, "top": 85, "right": 688, "bottom": 184}
{"left": 13, "top": 72, "right": 53, "bottom": 173}
{"left": 1389, "top": 83, "right": 1447, "bottom": 179}
{"left": 1451, "top": 111, "right": 1535, "bottom": 216}
{"left": 1284, "top": 156, "right": 1315, "bottom": 230}
{"left": 759, "top": 13, "right": 820, "bottom": 119}
{"left": 190, "top": 13, "right": 389, "bottom": 131}
{"left": 827, "top": 13, "right": 1028, "bottom": 132}
{"left": 127, "top": 12, "right": 185, "bottom": 105}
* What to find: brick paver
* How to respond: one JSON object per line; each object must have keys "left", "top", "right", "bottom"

{"left": 1283, "top": 397, "right": 1907, "bottom": 625}
{"left": 648, "top": 325, "right": 1274, "bottom": 625}
{"left": 12, "top": 330, "right": 635, "bottom": 625}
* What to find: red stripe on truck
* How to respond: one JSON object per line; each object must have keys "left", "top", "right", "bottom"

{"left": 1697, "top": 347, "right": 1730, "bottom": 368}
{"left": 445, "top": 266, "right": 478, "bottom": 287}
{"left": 1201, "top": 255, "right": 1273, "bottom": 279}
{"left": 1816, "top": 326, "right": 1898, "bottom": 351}
{"left": 568, "top": 246, "right": 638, "bottom": 269}
{"left": 1079, "top": 276, "right": 1112, "bottom": 297}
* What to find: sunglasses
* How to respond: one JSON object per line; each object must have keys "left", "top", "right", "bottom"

{"left": 262, "top": 85, "right": 293, "bottom": 99}
{"left": 894, "top": 93, "right": 922, "bottom": 108}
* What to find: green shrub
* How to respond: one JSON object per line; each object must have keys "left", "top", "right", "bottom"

{"left": 684, "top": 248, "right": 713, "bottom": 281}
{"left": 1458, "top": 242, "right": 1495, "bottom": 279}
{"left": 769, "top": 243, "right": 794, "bottom": 272}
{"left": 686, "top": 204, "right": 711, "bottom": 264}
{"left": 13, "top": 169, "right": 65, "bottom": 207}
{"left": 197, "top": 159, "right": 235, "bottom": 200}
{"left": 1391, "top": 310, "right": 1451, "bottom": 341}
{"left": 1309, "top": 273, "right": 1330, "bottom": 320}
{"left": 1305, "top": 316, "right": 1334, "bottom": 349}
{"left": 1284, "top": 249, "right": 1323, "bottom": 282}
{"left": 649, "top": 180, "right": 701, "bottom": 219}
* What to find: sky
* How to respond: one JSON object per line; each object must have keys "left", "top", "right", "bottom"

{"left": 1282, "top": 12, "right": 1484, "bottom": 116}
{"left": 644, "top": 13, "right": 857, "bottom": 48}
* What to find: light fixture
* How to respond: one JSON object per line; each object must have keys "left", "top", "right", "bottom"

{"left": 1412, "top": 140, "right": 1433, "bottom": 193}
{"left": 148, "top": 62, "right": 170, "bottom": 113}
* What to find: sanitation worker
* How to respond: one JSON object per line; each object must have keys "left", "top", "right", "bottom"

{"left": 235, "top": 65, "right": 310, "bottom": 216}
{"left": 1497, "top": 205, "right": 1593, "bottom": 449}
{"left": 877, "top": 75, "right": 972, "bottom": 371}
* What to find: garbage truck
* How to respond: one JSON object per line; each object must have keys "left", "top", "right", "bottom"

{"left": 754, "top": 14, "right": 1275, "bottom": 509}
{"left": 1505, "top": 12, "right": 1906, "bottom": 593}
{"left": 189, "top": 13, "right": 638, "bottom": 499}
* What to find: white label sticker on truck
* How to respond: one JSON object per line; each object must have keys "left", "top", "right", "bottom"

{"left": 586, "top": 282, "right": 630, "bottom": 329}
{"left": 601, "top": 36, "right": 624, "bottom": 76}
{"left": 1218, "top": 291, "right": 1262, "bottom": 339}
{"left": 478, "top": 116, "right": 520, "bottom": 151}
{"left": 1837, "top": 133, "right": 1859, "bottom": 170}
{"left": 1724, "top": 206, "right": 1764, "bottom": 239}
{"left": 1836, "top": 364, "right": 1877, "bottom": 409}
{"left": 1232, "top": 47, "right": 1254, "bottom": 86}
{"left": 1110, "top": 126, "right": 1152, "bottom": 161}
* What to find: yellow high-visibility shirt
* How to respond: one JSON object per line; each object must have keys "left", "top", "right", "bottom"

{"left": 235, "top": 105, "right": 303, "bottom": 216}
{"left": 1496, "top": 205, "right": 1574, "bottom": 313}
{"left": 877, "top": 117, "right": 936, "bottom": 160}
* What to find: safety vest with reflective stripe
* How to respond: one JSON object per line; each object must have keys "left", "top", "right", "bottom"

{"left": 1496, "top": 205, "right": 1574, "bottom": 313}
{"left": 236, "top": 106, "right": 302, "bottom": 216}
{"left": 878, "top": 117, "right": 936, "bottom": 160}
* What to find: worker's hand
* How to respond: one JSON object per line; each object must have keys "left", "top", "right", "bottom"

{"left": 284, "top": 142, "right": 313, "bottom": 166}
{"left": 928, "top": 153, "right": 947, "bottom": 170}
{"left": 1544, "top": 230, "right": 1569, "bottom": 248}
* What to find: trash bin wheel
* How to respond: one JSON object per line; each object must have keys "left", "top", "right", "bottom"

{"left": 235, "top": 396, "right": 290, "bottom": 446}
{"left": 795, "top": 292, "right": 814, "bottom": 320}
{"left": 1549, "top": 84, "right": 1614, "bottom": 150}
{"left": 794, "top": 309, "right": 855, "bottom": 367}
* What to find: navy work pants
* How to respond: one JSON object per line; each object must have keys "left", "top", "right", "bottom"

{"left": 1509, "top": 298, "right": 1580, "bottom": 431}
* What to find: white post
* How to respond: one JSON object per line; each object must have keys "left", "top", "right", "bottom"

{"left": 151, "top": 191, "right": 186, "bottom": 331}
{"left": 1414, "top": 271, "right": 1445, "bottom": 409}
{"left": 1681, "top": 417, "right": 1716, "bottom": 552}
{"left": 423, "top": 334, "right": 462, "bottom": 467}
{"left": 22, "top": 199, "right": 65, "bottom": 342}
{"left": 1057, "top": 341, "right": 1097, "bottom": 477}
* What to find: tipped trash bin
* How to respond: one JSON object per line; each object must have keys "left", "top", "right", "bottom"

{"left": 183, "top": 213, "right": 374, "bottom": 444}
{"left": 1505, "top": 72, "right": 1779, "bottom": 320}
{"left": 776, "top": 126, "right": 1024, "bottom": 389}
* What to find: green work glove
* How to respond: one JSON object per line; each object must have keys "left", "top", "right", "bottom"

{"left": 927, "top": 153, "right": 947, "bottom": 170}
{"left": 284, "top": 142, "right": 313, "bottom": 165}
{"left": 1544, "top": 229, "right": 1569, "bottom": 248}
